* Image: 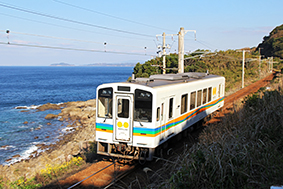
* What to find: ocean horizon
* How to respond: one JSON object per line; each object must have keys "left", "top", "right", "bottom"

{"left": 0, "top": 66, "right": 134, "bottom": 165}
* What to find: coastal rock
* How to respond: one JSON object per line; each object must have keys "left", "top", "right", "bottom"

{"left": 5, "top": 158, "right": 12, "bottom": 162}
{"left": 0, "top": 99, "right": 97, "bottom": 183}
{"left": 15, "top": 106, "right": 27, "bottom": 109}
{"left": 45, "top": 114, "right": 58, "bottom": 120}
{"left": 37, "top": 103, "right": 62, "bottom": 111}
{"left": 12, "top": 154, "right": 20, "bottom": 158}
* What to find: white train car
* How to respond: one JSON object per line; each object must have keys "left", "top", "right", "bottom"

{"left": 95, "top": 72, "right": 225, "bottom": 161}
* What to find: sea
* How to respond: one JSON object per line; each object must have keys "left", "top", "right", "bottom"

{"left": 0, "top": 66, "right": 133, "bottom": 165}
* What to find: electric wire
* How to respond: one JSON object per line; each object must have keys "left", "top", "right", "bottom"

{"left": 0, "top": 2, "right": 154, "bottom": 38}
{"left": 195, "top": 40, "right": 219, "bottom": 51}
{"left": 0, "top": 29, "right": 150, "bottom": 49}
{"left": 0, "top": 13, "right": 154, "bottom": 42}
{"left": 52, "top": 0, "right": 176, "bottom": 33}
{"left": 0, "top": 41, "right": 155, "bottom": 56}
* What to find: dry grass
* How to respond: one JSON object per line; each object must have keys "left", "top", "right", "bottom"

{"left": 146, "top": 74, "right": 283, "bottom": 189}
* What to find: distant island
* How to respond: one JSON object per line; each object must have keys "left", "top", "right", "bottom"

{"left": 85, "top": 63, "right": 136, "bottom": 67}
{"left": 49, "top": 63, "right": 136, "bottom": 67}
{"left": 50, "top": 63, "right": 75, "bottom": 66}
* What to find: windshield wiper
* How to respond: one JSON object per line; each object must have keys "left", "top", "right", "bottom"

{"left": 103, "top": 114, "right": 109, "bottom": 122}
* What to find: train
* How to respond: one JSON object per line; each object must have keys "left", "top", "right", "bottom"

{"left": 95, "top": 72, "right": 225, "bottom": 162}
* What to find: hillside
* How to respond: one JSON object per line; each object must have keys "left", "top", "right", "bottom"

{"left": 132, "top": 50, "right": 269, "bottom": 93}
{"left": 257, "top": 24, "right": 283, "bottom": 59}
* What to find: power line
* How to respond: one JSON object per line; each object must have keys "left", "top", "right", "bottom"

{"left": 52, "top": 0, "right": 176, "bottom": 33}
{"left": 0, "top": 29, "right": 151, "bottom": 49}
{"left": 184, "top": 37, "right": 220, "bottom": 51}
{"left": 0, "top": 41, "right": 154, "bottom": 56}
{"left": 0, "top": 2, "right": 154, "bottom": 38}
{"left": 0, "top": 12, "right": 154, "bottom": 42}
{"left": 196, "top": 40, "right": 219, "bottom": 50}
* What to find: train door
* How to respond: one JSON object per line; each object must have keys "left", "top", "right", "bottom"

{"left": 166, "top": 96, "right": 174, "bottom": 137}
{"left": 160, "top": 96, "right": 174, "bottom": 139}
{"left": 159, "top": 102, "right": 166, "bottom": 140}
{"left": 114, "top": 94, "right": 133, "bottom": 142}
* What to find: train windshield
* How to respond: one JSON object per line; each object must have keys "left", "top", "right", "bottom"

{"left": 98, "top": 87, "right": 113, "bottom": 118}
{"left": 134, "top": 89, "right": 152, "bottom": 122}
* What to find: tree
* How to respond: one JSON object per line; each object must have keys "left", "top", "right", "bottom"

{"left": 257, "top": 24, "right": 283, "bottom": 59}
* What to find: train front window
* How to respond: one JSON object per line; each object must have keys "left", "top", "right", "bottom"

{"left": 134, "top": 89, "right": 152, "bottom": 122}
{"left": 117, "top": 99, "right": 129, "bottom": 118}
{"left": 98, "top": 88, "right": 113, "bottom": 118}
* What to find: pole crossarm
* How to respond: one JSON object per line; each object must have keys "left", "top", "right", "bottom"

{"left": 155, "top": 27, "right": 196, "bottom": 74}
{"left": 156, "top": 33, "right": 178, "bottom": 74}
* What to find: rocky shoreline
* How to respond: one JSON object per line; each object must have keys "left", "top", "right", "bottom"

{"left": 0, "top": 99, "right": 97, "bottom": 182}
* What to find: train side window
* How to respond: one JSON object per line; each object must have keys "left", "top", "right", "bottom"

{"left": 134, "top": 89, "right": 152, "bottom": 122}
{"left": 98, "top": 87, "right": 113, "bottom": 118}
{"left": 156, "top": 107, "right": 160, "bottom": 121}
{"left": 169, "top": 98, "right": 173, "bottom": 119}
{"left": 197, "top": 90, "right": 202, "bottom": 107}
{"left": 190, "top": 91, "right": 196, "bottom": 110}
{"left": 181, "top": 94, "right": 188, "bottom": 114}
{"left": 220, "top": 84, "right": 224, "bottom": 96}
{"left": 219, "top": 84, "right": 223, "bottom": 97}
{"left": 203, "top": 88, "right": 207, "bottom": 104}
{"left": 208, "top": 87, "right": 212, "bottom": 102}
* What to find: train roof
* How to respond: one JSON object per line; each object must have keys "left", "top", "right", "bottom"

{"left": 128, "top": 72, "right": 224, "bottom": 88}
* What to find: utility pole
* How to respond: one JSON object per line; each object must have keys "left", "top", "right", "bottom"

{"left": 258, "top": 47, "right": 263, "bottom": 77}
{"left": 178, "top": 28, "right": 185, "bottom": 74}
{"left": 242, "top": 50, "right": 246, "bottom": 88}
{"left": 162, "top": 33, "right": 166, "bottom": 74}
{"left": 156, "top": 32, "right": 177, "bottom": 74}
{"left": 156, "top": 27, "right": 196, "bottom": 74}
{"left": 267, "top": 57, "right": 278, "bottom": 72}
{"left": 178, "top": 27, "right": 196, "bottom": 73}
{"left": 237, "top": 49, "right": 250, "bottom": 88}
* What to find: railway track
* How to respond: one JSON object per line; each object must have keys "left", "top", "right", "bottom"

{"left": 47, "top": 72, "right": 276, "bottom": 189}
{"left": 205, "top": 72, "right": 276, "bottom": 125}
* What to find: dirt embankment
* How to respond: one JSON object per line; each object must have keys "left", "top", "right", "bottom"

{"left": 0, "top": 99, "right": 96, "bottom": 182}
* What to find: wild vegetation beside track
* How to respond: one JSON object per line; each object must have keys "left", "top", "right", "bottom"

{"left": 143, "top": 73, "right": 283, "bottom": 188}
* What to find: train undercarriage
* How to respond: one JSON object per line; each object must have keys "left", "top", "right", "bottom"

{"left": 97, "top": 141, "right": 155, "bottom": 164}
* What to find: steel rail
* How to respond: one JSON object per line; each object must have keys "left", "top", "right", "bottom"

{"left": 67, "top": 162, "right": 114, "bottom": 189}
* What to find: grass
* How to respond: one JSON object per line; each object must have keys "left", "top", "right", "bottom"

{"left": 146, "top": 74, "right": 283, "bottom": 188}
{"left": 0, "top": 156, "right": 85, "bottom": 189}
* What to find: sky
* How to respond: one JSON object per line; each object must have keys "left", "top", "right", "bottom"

{"left": 0, "top": 0, "right": 282, "bottom": 66}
